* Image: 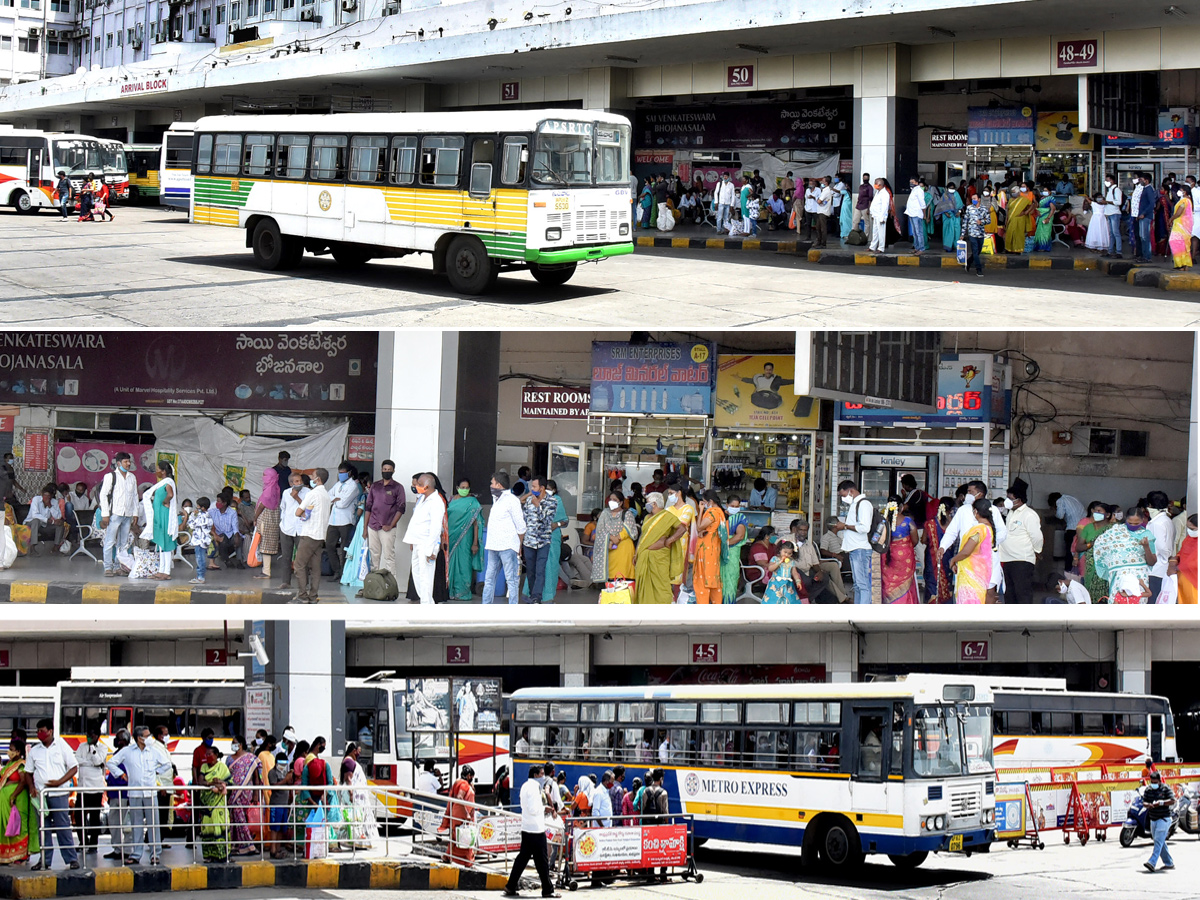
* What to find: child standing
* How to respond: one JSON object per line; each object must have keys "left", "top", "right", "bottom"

{"left": 762, "top": 541, "right": 802, "bottom": 604}
{"left": 188, "top": 497, "right": 215, "bottom": 584}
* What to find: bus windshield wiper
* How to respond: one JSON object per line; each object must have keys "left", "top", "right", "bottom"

{"left": 533, "top": 165, "right": 569, "bottom": 185}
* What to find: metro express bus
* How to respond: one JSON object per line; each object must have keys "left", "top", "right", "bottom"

{"left": 990, "top": 679, "right": 1177, "bottom": 769}
{"left": 511, "top": 675, "right": 998, "bottom": 871}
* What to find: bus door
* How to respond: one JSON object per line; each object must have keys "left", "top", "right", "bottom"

{"left": 29, "top": 145, "right": 47, "bottom": 203}
{"left": 462, "top": 136, "right": 498, "bottom": 238}
{"left": 1150, "top": 714, "right": 1165, "bottom": 762}
{"left": 109, "top": 706, "right": 133, "bottom": 737}
{"left": 848, "top": 704, "right": 890, "bottom": 812}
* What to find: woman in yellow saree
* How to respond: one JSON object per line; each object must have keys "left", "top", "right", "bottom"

{"left": 633, "top": 493, "right": 688, "bottom": 604}
{"left": 1168, "top": 186, "right": 1193, "bottom": 270}
{"left": 1003, "top": 187, "right": 1033, "bottom": 253}
{"left": 949, "top": 499, "right": 996, "bottom": 604}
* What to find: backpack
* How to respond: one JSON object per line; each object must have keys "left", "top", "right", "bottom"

{"left": 361, "top": 569, "right": 400, "bottom": 602}
{"left": 640, "top": 785, "right": 669, "bottom": 819}
{"left": 853, "top": 497, "right": 892, "bottom": 555}
{"left": 845, "top": 229, "right": 867, "bottom": 246}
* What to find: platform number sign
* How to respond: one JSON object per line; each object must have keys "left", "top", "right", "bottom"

{"left": 727, "top": 65, "right": 754, "bottom": 89}
{"left": 1056, "top": 39, "right": 1097, "bottom": 69}
{"left": 960, "top": 640, "right": 989, "bottom": 662}
{"left": 502, "top": 81, "right": 520, "bottom": 102}
{"left": 447, "top": 644, "right": 470, "bottom": 664}
{"left": 692, "top": 642, "right": 719, "bottom": 664}
{"left": 205, "top": 648, "right": 228, "bottom": 666}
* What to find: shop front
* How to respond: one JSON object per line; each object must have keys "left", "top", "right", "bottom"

{"left": 1101, "top": 107, "right": 1199, "bottom": 191}
{"left": 967, "top": 105, "right": 1037, "bottom": 186}
{"left": 1034, "top": 110, "right": 1096, "bottom": 197}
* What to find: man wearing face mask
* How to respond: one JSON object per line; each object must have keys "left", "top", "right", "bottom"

{"left": 963, "top": 188, "right": 992, "bottom": 277}
{"left": 26, "top": 719, "right": 80, "bottom": 870}
{"left": 483, "top": 472, "right": 526, "bottom": 604}
{"left": 106, "top": 725, "right": 172, "bottom": 866}
{"left": 192, "top": 728, "right": 217, "bottom": 784}
{"left": 521, "top": 477, "right": 558, "bottom": 603}
{"left": 904, "top": 178, "right": 928, "bottom": 253}
{"left": 74, "top": 725, "right": 108, "bottom": 855}
{"left": 1102, "top": 173, "right": 1125, "bottom": 259}
{"left": 998, "top": 478, "right": 1043, "bottom": 604}
{"left": 940, "top": 480, "right": 1007, "bottom": 596}
{"left": 831, "top": 480, "right": 873, "bottom": 604}
{"left": 403, "top": 473, "right": 446, "bottom": 605}
{"left": 1145, "top": 491, "right": 1175, "bottom": 600}
{"left": 1133, "top": 172, "right": 1156, "bottom": 264}
{"left": 363, "top": 460, "right": 406, "bottom": 577}
{"left": 99, "top": 452, "right": 140, "bottom": 577}
{"left": 325, "top": 461, "right": 361, "bottom": 579}
{"left": 293, "top": 468, "right": 333, "bottom": 604}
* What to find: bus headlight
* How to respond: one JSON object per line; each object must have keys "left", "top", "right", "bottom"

{"left": 935, "top": 815, "right": 945, "bottom": 830}
{"left": 545, "top": 227, "right": 562, "bottom": 241}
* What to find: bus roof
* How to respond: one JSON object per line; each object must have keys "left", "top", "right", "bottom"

{"left": 68, "top": 666, "right": 244, "bottom": 683}
{"left": 168, "top": 122, "right": 198, "bottom": 132}
{"left": 512, "top": 675, "right": 996, "bottom": 705}
{"left": 194, "top": 109, "right": 631, "bottom": 134}
{"left": 0, "top": 685, "right": 57, "bottom": 701}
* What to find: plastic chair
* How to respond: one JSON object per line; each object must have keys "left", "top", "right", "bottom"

{"left": 737, "top": 564, "right": 766, "bottom": 602}
{"left": 70, "top": 522, "right": 101, "bottom": 565}
{"left": 173, "top": 529, "right": 194, "bottom": 569}
{"left": 1053, "top": 223, "right": 1071, "bottom": 249}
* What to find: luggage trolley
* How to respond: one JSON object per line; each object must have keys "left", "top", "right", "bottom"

{"left": 557, "top": 813, "right": 703, "bottom": 892}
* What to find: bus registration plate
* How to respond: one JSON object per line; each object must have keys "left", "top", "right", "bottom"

{"left": 948, "top": 834, "right": 963, "bottom": 852}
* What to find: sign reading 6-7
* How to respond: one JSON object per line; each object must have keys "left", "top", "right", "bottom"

{"left": 727, "top": 65, "right": 754, "bottom": 89}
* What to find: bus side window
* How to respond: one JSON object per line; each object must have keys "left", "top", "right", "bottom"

{"left": 311, "top": 135, "right": 349, "bottom": 182}
{"left": 993, "top": 711, "right": 1005, "bottom": 734}
{"left": 243, "top": 133, "right": 274, "bottom": 177}
{"left": 890, "top": 702, "right": 904, "bottom": 776}
{"left": 349, "top": 135, "right": 388, "bottom": 184}
{"left": 1030, "top": 712, "right": 1044, "bottom": 734}
{"left": 276, "top": 135, "right": 310, "bottom": 180}
{"left": 196, "top": 134, "right": 214, "bottom": 174}
{"left": 0, "top": 145, "right": 25, "bottom": 166}
{"left": 389, "top": 136, "right": 417, "bottom": 185}
{"left": 212, "top": 134, "right": 241, "bottom": 176}
{"left": 419, "top": 135, "right": 463, "bottom": 187}
{"left": 1080, "top": 713, "right": 1104, "bottom": 735}
{"left": 501, "top": 136, "right": 528, "bottom": 185}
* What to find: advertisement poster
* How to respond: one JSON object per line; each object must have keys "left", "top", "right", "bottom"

{"left": 572, "top": 824, "right": 688, "bottom": 871}
{"left": 223, "top": 465, "right": 246, "bottom": 492}
{"left": 156, "top": 451, "right": 179, "bottom": 478}
{"left": 54, "top": 442, "right": 156, "bottom": 492}
{"left": 244, "top": 684, "right": 273, "bottom": 736}
{"left": 407, "top": 678, "right": 451, "bottom": 731}
{"left": 590, "top": 341, "right": 715, "bottom": 416}
{"left": 0, "top": 332, "right": 377, "bottom": 412}
{"left": 23, "top": 430, "right": 49, "bottom": 471}
{"left": 476, "top": 814, "right": 524, "bottom": 853}
{"left": 968, "top": 106, "right": 1036, "bottom": 145}
{"left": 994, "top": 783, "right": 1027, "bottom": 840}
{"left": 636, "top": 100, "right": 853, "bottom": 150}
{"left": 837, "top": 353, "right": 1011, "bottom": 427}
{"left": 451, "top": 678, "right": 503, "bottom": 733}
{"left": 714, "top": 355, "right": 821, "bottom": 430}
{"left": 1035, "top": 111, "right": 1092, "bottom": 152}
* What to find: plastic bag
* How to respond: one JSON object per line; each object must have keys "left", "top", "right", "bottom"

{"left": 676, "top": 587, "right": 696, "bottom": 605}
{"left": 305, "top": 806, "right": 328, "bottom": 859}
{"left": 456, "top": 822, "right": 479, "bottom": 849}
{"left": 981, "top": 235, "right": 996, "bottom": 255}
{"left": 247, "top": 531, "right": 262, "bottom": 568}
{"left": 5, "top": 805, "right": 20, "bottom": 838}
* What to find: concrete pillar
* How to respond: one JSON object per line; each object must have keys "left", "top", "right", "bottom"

{"left": 1116, "top": 629, "right": 1150, "bottom": 694}
{"left": 257, "top": 620, "right": 346, "bottom": 751}
{"left": 1190, "top": 331, "right": 1198, "bottom": 512}
{"left": 561, "top": 634, "right": 592, "bottom": 687}
{"left": 852, "top": 43, "right": 918, "bottom": 187}
{"left": 825, "top": 632, "right": 858, "bottom": 684}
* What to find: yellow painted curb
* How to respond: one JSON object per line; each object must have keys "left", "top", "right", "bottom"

{"left": 852, "top": 253, "right": 875, "bottom": 265}
{"left": 808, "top": 249, "right": 822, "bottom": 262}
{"left": 486, "top": 872, "right": 510, "bottom": 890}
{"left": 940, "top": 257, "right": 962, "bottom": 268}
{"left": 1073, "top": 259, "right": 1092, "bottom": 269}
{"left": 225, "top": 590, "right": 263, "bottom": 604}
{"left": 705, "top": 238, "right": 725, "bottom": 249}
{"left": 241, "top": 860, "right": 276, "bottom": 887}
{"left": 742, "top": 239, "right": 761, "bottom": 250}
{"left": 1029, "top": 258, "right": 1052, "bottom": 269}
{"left": 11, "top": 874, "right": 56, "bottom": 899}
{"left": 154, "top": 587, "right": 192, "bottom": 604}
{"left": 307, "top": 860, "right": 341, "bottom": 889}
{"left": 171, "top": 865, "right": 208, "bottom": 891}
{"left": 776, "top": 242, "right": 797, "bottom": 252}
{"left": 635, "top": 236, "right": 654, "bottom": 247}
{"left": 896, "top": 256, "right": 920, "bottom": 266}
{"left": 429, "top": 865, "right": 460, "bottom": 889}
{"left": 1160, "top": 272, "right": 1200, "bottom": 291}
{"left": 94, "top": 868, "right": 135, "bottom": 894}
{"left": 8, "top": 582, "right": 47, "bottom": 603}
{"left": 670, "top": 237, "right": 689, "bottom": 249}
{"left": 984, "top": 254, "right": 1008, "bottom": 267}
{"left": 369, "top": 860, "right": 403, "bottom": 889}
{"left": 82, "top": 583, "right": 120, "bottom": 604}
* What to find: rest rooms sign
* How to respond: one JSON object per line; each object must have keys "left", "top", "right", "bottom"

{"left": 520, "top": 384, "right": 590, "bottom": 420}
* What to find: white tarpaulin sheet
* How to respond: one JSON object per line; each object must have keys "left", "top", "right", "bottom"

{"left": 741, "top": 151, "right": 840, "bottom": 184}
{"left": 151, "top": 415, "right": 349, "bottom": 502}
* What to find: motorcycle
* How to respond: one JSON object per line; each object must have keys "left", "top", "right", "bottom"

{"left": 1178, "top": 786, "right": 1198, "bottom": 835}
{"left": 1120, "top": 786, "right": 1179, "bottom": 848}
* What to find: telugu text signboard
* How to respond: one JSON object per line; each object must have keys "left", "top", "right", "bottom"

{"left": 590, "top": 341, "right": 715, "bottom": 416}
{"left": 968, "top": 106, "right": 1036, "bottom": 146}
{"left": 636, "top": 100, "right": 854, "bottom": 150}
{"left": 572, "top": 824, "right": 688, "bottom": 872}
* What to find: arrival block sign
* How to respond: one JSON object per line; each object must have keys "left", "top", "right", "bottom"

{"left": 572, "top": 824, "right": 688, "bottom": 872}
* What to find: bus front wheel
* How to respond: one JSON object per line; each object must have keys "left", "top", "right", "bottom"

{"left": 818, "top": 818, "right": 863, "bottom": 869}
{"left": 530, "top": 262, "right": 576, "bottom": 286}
{"left": 252, "top": 219, "right": 295, "bottom": 271}
{"left": 12, "top": 191, "right": 34, "bottom": 214}
{"left": 446, "top": 235, "right": 498, "bottom": 295}
{"left": 889, "top": 851, "right": 928, "bottom": 869}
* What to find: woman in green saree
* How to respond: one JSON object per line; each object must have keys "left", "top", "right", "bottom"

{"left": 446, "top": 478, "right": 484, "bottom": 601}
{"left": 0, "top": 735, "right": 38, "bottom": 865}
{"left": 539, "top": 480, "right": 571, "bottom": 603}
{"left": 198, "top": 744, "right": 231, "bottom": 862}
{"left": 720, "top": 495, "right": 748, "bottom": 603}
{"left": 633, "top": 493, "right": 689, "bottom": 604}
{"left": 1077, "top": 501, "right": 1114, "bottom": 603}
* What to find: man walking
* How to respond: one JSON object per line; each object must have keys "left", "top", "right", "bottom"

{"left": 55, "top": 171, "right": 73, "bottom": 219}
{"left": 905, "top": 178, "right": 927, "bottom": 253}
{"left": 483, "top": 472, "right": 525, "bottom": 604}
{"left": 853, "top": 172, "right": 874, "bottom": 240}
{"left": 999, "top": 479, "right": 1043, "bottom": 604}
{"left": 364, "top": 460, "right": 406, "bottom": 575}
{"left": 292, "top": 467, "right": 332, "bottom": 603}
{"left": 106, "top": 725, "right": 172, "bottom": 866}
{"left": 964, "top": 191, "right": 992, "bottom": 277}
{"left": 1142, "top": 770, "right": 1176, "bottom": 872}
{"left": 832, "top": 480, "right": 873, "bottom": 604}
{"left": 522, "top": 477, "right": 558, "bottom": 602}
{"left": 504, "top": 764, "right": 560, "bottom": 898}
{"left": 99, "top": 452, "right": 139, "bottom": 575}
{"left": 26, "top": 719, "right": 80, "bottom": 870}
{"left": 403, "top": 473, "right": 446, "bottom": 604}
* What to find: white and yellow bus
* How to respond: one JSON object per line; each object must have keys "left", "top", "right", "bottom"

{"left": 190, "top": 110, "right": 634, "bottom": 293}
{"left": 511, "top": 675, "right": 998, "bottom": 871}
{"left": 160, "top": 123, "right": 197, "bottom": 212}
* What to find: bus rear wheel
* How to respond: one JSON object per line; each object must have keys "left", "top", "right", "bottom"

{"left": 446, "top": 235, "right": 497, "bottom": 295}
{"left": 252, "top": 219, "right": 294, "bottom": 271}
{"left": 889, "top": 851, "right": 928, "bottom": 869}
{"left": 12, "top": 191, "right": 34, "bottom": 214}
{"left": 331, "top": 245, "right": 372, "bottom": 268}
{"left": 530, "top": 262, "right": 576, "bottom": 286}
{"left": 817, "top": 818, "right": 863, "bottom": 869}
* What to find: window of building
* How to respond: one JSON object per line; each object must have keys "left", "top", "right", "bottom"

{"left": 19, "top": 0, "right": 41, "bottom": 9}
{"left": 0, "top": 36, "right": 11, "bottom": 49}
{"left": 246, "top": 0, "right": 256, "bottom": 16}
{"left": 92, "top": 35, "right": 99, "bottom": 52}
{"left": 0, "top": 1, "right": 12, "bottom": 9}
{"left": 48, "top": 39, "right": 68, "bottom": 54}
{"left": 215, "top": 4, "right": 224, "bottom": 23}
{"left": 105, "top": 33, "right": 113, "bottom": 49}
{"left": 282, "top": 0, "right": 294, "bottom": 8}
{"left": 301, "top": 0, "right": 313, "bottom": 6}
{"left": 18, "top": 36, "right": 39, "bottom": 52}
{"left": 186, "top": 11, "right": 194, "bottom": 29}
{"left": 201, "top": 7, "right": 210, "bottom": 25}
{"left": 263, "top": 0, "right": 273, "bottom": 12}
{"left": 127, "top": 27, "right": 135, "bottom": 44}
{"left": 230, "top": 1, "right": 239, "bottom": 20}
{"left": 49, "top": 0, "right": 69, "bottom": 11}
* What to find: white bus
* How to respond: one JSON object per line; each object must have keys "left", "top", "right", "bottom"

{"left": 160, "top": 122, "right": 196, "bottom": 211}
{"left": 511, "top": 675, "right": 998, "bottom": 870}
{"left": 0, "top": 129, "right": 106, "bottom": 213}
{"left": 0, "top": 685, "right": 57, "bottom": 755}
{"left": 98, "top": 139, "right": 130, "bottom": 202}
{"left": 190, "top": 109, "right": 634, "bottom": 293}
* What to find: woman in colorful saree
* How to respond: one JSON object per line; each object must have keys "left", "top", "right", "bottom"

{"left": 439, "top": 765, "right": 477, "bottom": 867}
{"left": 1032, "top": 190, "right": 1056, "bottom": 252}
{"left": 880, "top": 496, "right": 920, "bottom": 604}
{"left": 940, "top": 182, "right": 964, "bottom": 252}
{"left": 1175, "top": 514, "right": 1197, "bottom": 604}
{"left": 1092, "top": 506, "right": 1158, "bottom": 604}
{"left": 1076, "top": 501, "right": 1114, "bottom": 603}
{"left": 949, "top": 499, "right": 995, "bottom": 605}
{"left": 1168, "top": 185, "right": 1193, "bottom": 270}
{"left": 0, "top": 735, "right": 38, "bottom": 864}
{"left": 227, "top": 735, "right": 260, "bottom": 856}
{"left": 446, "top": 478, "right": 484, "bottom": 601}
{"left": 922, "top": 497, "right": 954, "bottom": 604}
{"left": 1004, "top": 186, "right": 1033, "bottom": 253}
{"left": 721, "top": 496, "right": 748, "bottom": 603}
{"left": 632, "top": 492, "right": 687, "bottom": 604}
{"left": 692, "top": 491, "right": 727, "bottom": 604}
{"left": 198, "top": 744, "right": 232, "bottom": 862}
{"left": 589, "top": 491, "right": 638, "bottom": 584}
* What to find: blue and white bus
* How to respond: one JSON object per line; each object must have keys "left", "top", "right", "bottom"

{"left": 510, "top": 674, "right": 998, "bottom": 870}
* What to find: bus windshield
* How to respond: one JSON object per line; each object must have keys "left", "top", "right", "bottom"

{"left": 101, "top": 145, "right": 127, "bottom": 174}
{"left": 53, "top": 139, "right": 103, "bottom": 174}
{"left": 533, "top": 120, "right": 593, "bottom": 186}
{"left": 911, "top": 705, "right": 965, "bottom": 777}
{"left": 962, "top": 705, "right": 994, "bottom": 774}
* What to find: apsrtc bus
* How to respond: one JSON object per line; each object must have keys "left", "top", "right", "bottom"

{"left": 0, "top": 129, "right": 106, "bottom": 213}
{"left": 0, "top": 686, "right": 57, "bottom": 755}
{"left": 160, "top": 123, "right": 196, "bottom": 211}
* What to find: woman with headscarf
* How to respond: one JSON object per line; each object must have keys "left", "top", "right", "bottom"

{"left": 632, "top": 492, "right": 687, "bottom": 604}
{"left": 446, "top": 477, "right": 484, "bottom": 601}
{"left": 253, "top": 466, "right": 281, "bottom": 581}
{"left": 1092, "top": 506, "right": 1158, "bottom": 604}
{"left": 590, "top": 490, "right": 638, "bottom": 584}
{"left": 721, "top": 495, "right": 748, "bottom": 602}
{"left": 438, "top": 765, "right": 476, "bottom": 867}
{"left": 692, "top": 491, "right": 727, "bottom": 604}
{"left": 405, "top": 473, "right": 450, "bottom": 603}
{"left": 139, "top": 461, "right": 177, "bottom": 580}
{"left": 1077, "top": 501, "right": 1114, "bottom": 603}
{"left": 949, "top": 499, "right": 996, "bottom": 605}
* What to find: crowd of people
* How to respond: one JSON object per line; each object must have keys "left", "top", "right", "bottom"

{"left": 0, "top": 720, "right": 376, "bottom": 869}
{"left": 53, "top": 170, "right": 115, "bottom": 223}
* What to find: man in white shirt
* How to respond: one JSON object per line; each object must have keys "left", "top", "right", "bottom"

{"left": 814, "top": 176, "right": 833, "bottom": 248}
{"left": 403, "top": 473, "right": 446, "bottom": 604}
{"left": 325, "top": 461, "right": 362, "bottom": 579}
{"left": 292, "top": 467, "right": 332, "bottom": 603}
{"left": 75, "top": 726, "right": 109, "bottom": 854}
{"left": 505, "top": 765, "right": 557, "bottom": 898}
{"left": 905, "top": 178, "right": 928, "bottom": 253}
{"left": 714, "top": 173, "right": 736, "bottom": 234}
{"left": 658, "top": 733, "right": 672, "bottom": 764}
{"left": 514, "top": 728, "right": 531, "bottom": 756}
{"left": 99, "top": 452, "right": 140, "bottom": 576}
{"left": 999, "top": 479, "right": 1044, "bottom": 604}
{"left": 941, "top": 481, "right": 1008, "bottom": 590}
{"left": 24, "top": 487, "right": 64, "bottom": 553}
{"left": 1145, "top": 490, "right": 1175, "bottom": 599}
{"left": 70, "top": 482, "right": 94, "bottom": 515}
{"left": 106, "top": 725, "right": 172, "bottom": 865}
{"left": 1103, "top": 174, "right": 1124, "bottom": 259}
{"left": 868, "top": 178, "right": 892, "bottom": 253}
{"left": 831, "top": 480, "right": 873, "bottom": 604}
{"left": 26, "top": 718, "right": 80, "bottom": 869}
{"left": 483, "top": 472, "right": 526, "bottom": 605}
{"left": 1055, "top": 572, "right": 1091, "bottom": 605}
{"left": 416, "top": 760, "right": 442, "bottom": 796}
{"left": 277, "top": 472, "right": 309, "bottom": 589}
{"left": 1048, "top": 492, "right": 1085, "bottom": 566}
{"left": 803, "top": 180, "right": 820, "bottom": 240}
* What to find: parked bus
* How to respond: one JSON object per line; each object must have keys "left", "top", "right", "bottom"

{"left": 55, "top": 666, "right": 243, "bottom": 772}
{"left": 510, "top": 675, "right": 998, "bottom": 870}
{"left": 345, "top": 672, "right": 510, "bottom": 821}
{"left": 0, "top": 129, "right": 106, "bottom": 213}
{"left": 126, "top": 143, "right": 162, "bottom": 202}
{"left": 98, "top": 139, "right": 130, "bottom": 202}
{"left": 189, "top": 110, "right": 634, "bottom": 293}
{"left": 0, "top": 686, "right": 57, "bottom": 755}
{"left": 990, "top": 678, "right": 1177, "bottom": 769}
{"left": 160, "top": 122, "right": 196, "bottom": 211}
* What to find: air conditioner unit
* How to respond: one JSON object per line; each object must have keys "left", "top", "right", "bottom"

{"left": 1069, "top": 425, "right": 1118, "bottom": 457}
{"left": 171, "top": 27, "right": 182, "bottom": 40}
{"left": 154, "top": 31, "right": 166, "bottom": 43}
{"left": 130, "top": 36, "right": 142, "bottom": 48}
{"left": 299, "top": 8, "right": 315, "bottom": 20}
{"left": 341, "top": 0, "right": 357, "bottom": 10}
{"left": 198, "top": 25, "right": 210, "bottom": 37}
{"left": 382, "top": 2, "right": 399, "bottom": 14}
{"left": 27, "top": 26, "right": 41, "bottom": 37}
